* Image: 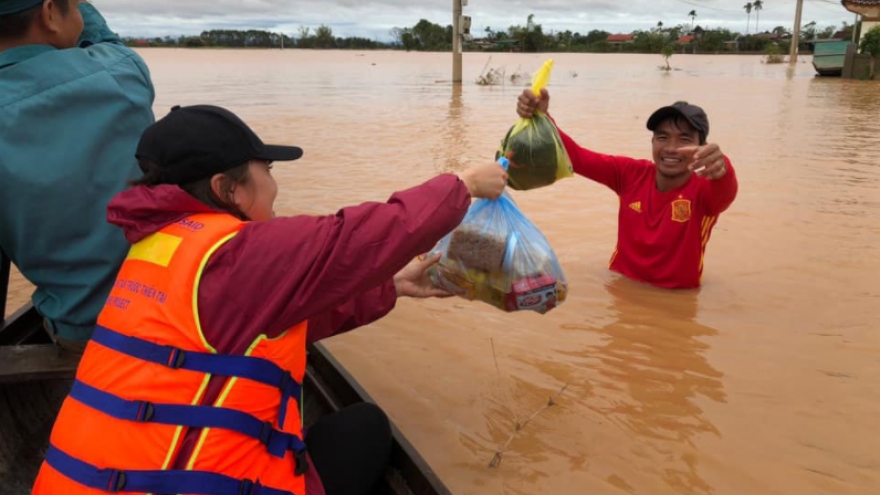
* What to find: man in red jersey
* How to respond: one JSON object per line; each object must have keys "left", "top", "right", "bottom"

{"left": 516, "top": 89, "right": 738, "bottom": 289}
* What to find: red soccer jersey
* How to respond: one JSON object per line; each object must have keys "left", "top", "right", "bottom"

{"left": 556, "top": 127, "right": 738, "bottom": 289}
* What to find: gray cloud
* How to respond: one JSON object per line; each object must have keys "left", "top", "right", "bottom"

{"left": 96, "top": 0, "right": 856, "bottom": 40}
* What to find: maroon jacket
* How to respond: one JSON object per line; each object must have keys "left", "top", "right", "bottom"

{"left": 106, "top": 174, "right": 472, "bottom": 495}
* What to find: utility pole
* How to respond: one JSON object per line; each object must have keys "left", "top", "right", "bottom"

{"left": 453, "top": 0, "right": 462, "bottom": 83}
{"left": 789, "top": 0, "right": 804, "bottom": 64}
{"left": 852, "top": 13, "right": 860, "bottom": 45}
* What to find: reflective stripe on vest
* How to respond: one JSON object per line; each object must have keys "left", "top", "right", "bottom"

{"left": 45, "top": 445, "right": 295, "bottom": 495}
{"left": 91, "top": 325, "right": 303, "bottom": 431}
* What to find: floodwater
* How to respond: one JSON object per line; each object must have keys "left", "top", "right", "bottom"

{"left": 5, "top": 49, "right": 880, "bottom": 495}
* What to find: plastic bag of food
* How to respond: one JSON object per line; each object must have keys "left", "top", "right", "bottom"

{"left": 427, "top": 168, "right": 568, "bottom": 315}
{"left": 496, "top": 59, "right": 573, "bottom": 191}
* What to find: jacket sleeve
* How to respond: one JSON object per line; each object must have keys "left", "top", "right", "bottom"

{"left": 306, "top": 279, "right": 397, "bottom": 344}
{"left": 197, "top": 174, "right": 470, "bottom": 345}
{"left": 77, "top": 3, "right": 122, "bottom": 46}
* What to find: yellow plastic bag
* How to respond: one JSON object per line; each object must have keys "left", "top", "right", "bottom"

{"left": 496, "top": 59, "right": 573, "bottom": 191}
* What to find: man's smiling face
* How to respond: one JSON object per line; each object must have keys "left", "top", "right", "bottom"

{"left": 651, "top": 117, "right": 701, "bottom": 179}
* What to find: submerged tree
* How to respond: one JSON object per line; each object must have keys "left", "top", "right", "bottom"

{"left": 763, "top": 43, "right": 784, "bottom": 64}
{"left": 661, "top": 43, "right": 675, "bottom": 70}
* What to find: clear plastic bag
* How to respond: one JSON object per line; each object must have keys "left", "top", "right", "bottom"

{"left": 427, "top": 182, "right": 568, "bottom": 315}
{"left": 496, "top": 59, "right": 574, "bottom": 191}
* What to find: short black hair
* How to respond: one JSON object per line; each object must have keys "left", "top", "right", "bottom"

{"left": 0, "top": 0, "right": 71, "bottom": 42}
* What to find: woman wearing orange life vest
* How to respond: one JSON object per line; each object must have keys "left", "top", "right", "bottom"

{"left": 31, "top": 104, "right": 508, "bottom": 495}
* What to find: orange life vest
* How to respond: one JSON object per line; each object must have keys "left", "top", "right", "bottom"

{"left": 32, "top": 212, "right": 309, "bottom": 495}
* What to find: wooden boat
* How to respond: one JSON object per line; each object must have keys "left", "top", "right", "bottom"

{"left": 809, "top": 39, "right": 853, "bottom": 76}
{"left": 0, "top": 252, "right": 451, "bottom": 495}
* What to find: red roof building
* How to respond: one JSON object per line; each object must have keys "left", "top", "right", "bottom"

{"left": 606, "top": 34, "right": 634, "bottom": 44}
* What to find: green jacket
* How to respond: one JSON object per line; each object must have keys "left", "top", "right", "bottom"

{"left": 0, "top": 3, "right": 155, "bottom": 341}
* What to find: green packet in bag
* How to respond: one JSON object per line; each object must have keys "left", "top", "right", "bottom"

{"left": 496, "top": 59, "right": 574, "bottom": 191}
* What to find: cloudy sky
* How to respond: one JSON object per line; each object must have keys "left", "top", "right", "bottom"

{"left": 97, "top": 0, "right": 858, "bottom": 41}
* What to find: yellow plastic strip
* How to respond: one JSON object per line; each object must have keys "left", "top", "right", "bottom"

{"left": 126, "top": 232, "right": 183, "bottom": 267}
{"left": 186, "top": 334, "right": 266, "bottom": 470}
{"left": 158, "top": 373, "right": 213, "bottom": 473}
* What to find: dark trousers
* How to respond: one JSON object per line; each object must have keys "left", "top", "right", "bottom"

{"left": 306, "top": 402, "right": 392, "bottom": 495}
{"left": 43, "top": 318, "right": 87, "bottom": 355}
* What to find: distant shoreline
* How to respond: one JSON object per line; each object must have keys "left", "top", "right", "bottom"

{"left": 128, "top": 46, "right": 799, "bottom": 56}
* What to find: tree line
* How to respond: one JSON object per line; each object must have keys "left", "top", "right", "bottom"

{"left": 122, "top": 14, "right": 854, "bottom": 55}
{"left": 124, "top": 28, "right": 384, "bottom": 50}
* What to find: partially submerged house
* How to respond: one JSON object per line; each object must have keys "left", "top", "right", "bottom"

{"left": 676, "top": 34, "right": 696, "bottom": 53}
{"left": 840, "top": 0, "right": 880, "bottom": 78}
{"left": 841, "top": 0, "right": 880, "bottom": 46}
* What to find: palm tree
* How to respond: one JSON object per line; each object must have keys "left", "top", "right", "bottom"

{"left": 753, "top": 0, "right": 763, "bottom": 33}
{"left": 744, "top": 2, "right": 753, "bottom": 34}
{"left": 689, "top": 10, "right": 697, "bottom": 30}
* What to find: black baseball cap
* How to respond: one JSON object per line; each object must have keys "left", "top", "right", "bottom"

{"left": 0, "top": 0, "right": 43, "bottom": 15}
{"left": 646, "top": 102, "right": 709, "bottom": 142}
{"left": 136, "top": 105, "right": 303, "bottom": 185}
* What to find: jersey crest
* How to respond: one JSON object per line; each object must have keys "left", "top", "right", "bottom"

{"left": 671, "top": 197, "right": 692, "bottom": 223}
